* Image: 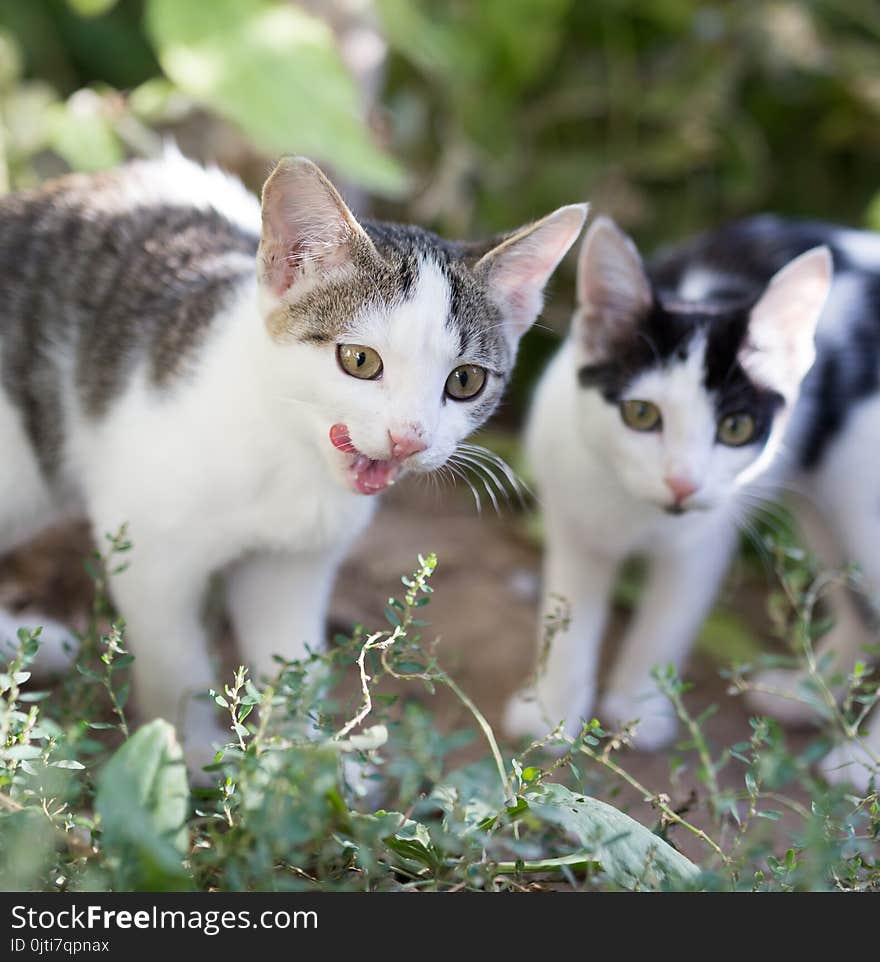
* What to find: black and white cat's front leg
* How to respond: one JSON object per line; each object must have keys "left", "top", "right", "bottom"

{"left": 504, "top": 516, "right": 618, "bottom": 742}
{"left": 599, "top": 519, "right": 737, "bottom": 751}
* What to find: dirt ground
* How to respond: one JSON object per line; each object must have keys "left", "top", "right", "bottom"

{"left": 0, "top": 473, "right": 812, "bottom": 862}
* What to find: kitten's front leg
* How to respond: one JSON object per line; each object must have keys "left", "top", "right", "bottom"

{"left": 504, "top": 520, "right": 617, "bottom": 742}
{"left": 227, "top": 548, "right": 339, "bottom": 690}
{"left": 600, "top": 522, "right": 736, "bottom": 751}
{"left": 106, "top": 541, "right": 225, "bottom": 774}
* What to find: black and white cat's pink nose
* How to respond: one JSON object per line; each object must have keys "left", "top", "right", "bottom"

{"left": 389, "top": 428, "right": 427, "bottom": 460}
{"left": 664, "top": 475, "right": 699, "bottom": 504}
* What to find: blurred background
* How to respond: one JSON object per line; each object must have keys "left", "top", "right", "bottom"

{"left": 3, "top": 0, "right": 880, "bottom": 413}
{"left": 0, "top": 0, "right": 878, "bottom": 797}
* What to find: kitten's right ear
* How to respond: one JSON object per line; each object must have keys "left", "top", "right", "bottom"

{"left": 258, "top": 156, "right": 374, "bottom": 299}
{"left": 575, "top": 216, "right": 652, "bottom": 350}
{"left": 743, "top": 245, "right": 832, "bottom": 390}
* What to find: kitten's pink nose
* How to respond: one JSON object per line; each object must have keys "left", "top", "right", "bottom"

{"left": 664, "top": 475, "right": 699, "bottom": 503}
{"left": 389, "top": 428, "right": 427, "bottom": 460}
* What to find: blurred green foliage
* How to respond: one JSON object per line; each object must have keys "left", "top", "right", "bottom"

{"left": 376, "top": 0, "right": 880, "bottom": 241}
{"left": 0, "top": 0, "right": 879, "bottom": 398}
{"left": 1, "top": 1, "right": 878, "bottom": 226}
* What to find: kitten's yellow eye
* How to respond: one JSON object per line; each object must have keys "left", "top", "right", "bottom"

{"left": 337, "top": 344, "right": 383, "bottom": 380}
{"left": 717, "top": 412, "right": 756, "bottom": 446}
{"left": 620, "top": 399, "right": 662, "bottom": 432}
{"left": 445, "top": 364, "right": 487, "bottom": 401}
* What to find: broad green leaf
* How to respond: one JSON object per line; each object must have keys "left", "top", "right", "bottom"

{"left": 0, "top": 810, "right": 56, "bottom": 891}
{"left": 95, "top": 719, "right": 191, "bottom": 890}
{"left": 1, "top": 744, "right": 42, "bottom": 760}
{"left": 521, "top": 782, "right": 700, "bottom": 890}
{"left": 49, "top": 96, "right": 124, "bottom": 173}
{"left": 66, "top": 0, "right": 119, "bottom": 17}
{"left": 145, "top": 0, "right": 405, "bottom": 195}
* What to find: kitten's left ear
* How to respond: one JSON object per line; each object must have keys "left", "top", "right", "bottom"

{"left": 476, "top": 204, "right": 588, "bottom": 343}
{"left": 258, "top": 156, "right": 375, "bottom": 299}
{"left": 744, "top": 246, "right": 833, "bottom": 389}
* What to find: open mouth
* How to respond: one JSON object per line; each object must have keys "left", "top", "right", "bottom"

{"left": 330, "top": 423, "right": 404, "bottom": 495}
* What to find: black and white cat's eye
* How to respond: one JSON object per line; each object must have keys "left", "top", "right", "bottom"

{"left": 337, "top": 344, "right": 383, "bottom": 380}
{"left": 445, "top": 364, "right": 487, "bottom": 401}
{"left": 619, "top": 399, "right": 662, "bottom": 432}
{"left": 717, "top": 412, "right": 756, "bottom": 446}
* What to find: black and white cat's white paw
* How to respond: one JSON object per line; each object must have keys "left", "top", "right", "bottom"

{"left": 819, "top": 740, "right": 879, "bottom": 794}
{"left": 745, "top": 668, "right": 826, "bottom": 728}
{"left": 598, "top": 689, "right": 678, "bottom": 752}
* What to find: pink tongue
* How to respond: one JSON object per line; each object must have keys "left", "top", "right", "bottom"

{"left": 352, "top": 455, "right": 401, "bottom": 494}
{"left": 329, "top": 422, "right": 356, "bottom": 454}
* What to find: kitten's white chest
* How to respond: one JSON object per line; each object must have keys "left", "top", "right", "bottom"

{"left": 214, "top": 446, "right": 375, "bottom": 554}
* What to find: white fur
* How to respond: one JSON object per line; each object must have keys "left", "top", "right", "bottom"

{"left": 130, "top": 144, "right": 261, "bottom": 234}
{"left": 505, "top": 226, "right": 848, "bottom": 765}
{"left": 678, "top": 267, "right": 730, "bottom": 302}
{"left": 345, "top": 257, "right": 480, "bottom": 471}
{"left": 504, "top": 339, "right": 740, "bottom": 748}
{"left": 1, "top": 157, "right": 583, "bottom": 772}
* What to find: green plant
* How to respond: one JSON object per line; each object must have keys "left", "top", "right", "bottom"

{"left": 1, "top": 534, "right": 877, "bottom": 893}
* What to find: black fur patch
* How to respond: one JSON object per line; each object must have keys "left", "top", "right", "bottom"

{"left": 577, "top": 293, "right": 783, "bottom": 444}
{"left": 650, "top": 214, "right": 880, "bottom": 469}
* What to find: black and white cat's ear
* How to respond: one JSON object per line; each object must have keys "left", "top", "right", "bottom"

{"left": 476, "top": 204, "right": 588, "bottom": 343}
{"left": 745, "top": 246, "right": 833, "bottom": 387}
{"left": 575, "top": 216, "right": 652, "bottom": 348}
{"left": 258, "top": 156, "right": 374, "bottom": 299}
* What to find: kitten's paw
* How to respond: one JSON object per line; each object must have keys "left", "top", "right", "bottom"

{"left": 502, "top": 690, "right": 584, "bottom": 746}
{"left": 819, "top": 741, "right": 879, "bottom": 794}
{"left": 745, "top": 668, "right": 824, "bottom": 727}
{"left": 599, "top": 689, "right": 678, "bottom": 752}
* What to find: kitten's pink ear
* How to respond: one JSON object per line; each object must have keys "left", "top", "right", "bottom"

{"left": 745, "top": 246, "right": 832, "bottom": 387}
{"left": 258, "top": 156, "right": 374, "bottom": 298}
{"left": 576, "top": 217, "right": 652, "bottom": 340}
{"left": 476, "top": 203, "right": 588, "bottom": 342}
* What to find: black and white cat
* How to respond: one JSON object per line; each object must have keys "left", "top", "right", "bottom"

{"left": 0, "top": 147, "right": 587, "bottom": 767}
{"left": 506, "top": 213, "right": 880, "bottom": 792}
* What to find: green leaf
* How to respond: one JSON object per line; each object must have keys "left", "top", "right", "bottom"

{"left": 394, "top": 660, "right": 426, "bottom": 674}
{"left": 145, "top": 0, "right": 406, "bottom": 195}
{"left": 66, "top": 0, "right": 120, "bottom": 16}
{"left": 353, "top": 811, "right": 438, "bottom": 872}
{"left": 520, "top": 783, "right": 700, "bottom": 890}
{"left": 49, "top": 95, "right": 124, "bottom": 173}
{"left": 1, "top": 744, "right": 42, "bottom": 760}
{"left": 95, "top": 719, "right": 191, "bottom": 890}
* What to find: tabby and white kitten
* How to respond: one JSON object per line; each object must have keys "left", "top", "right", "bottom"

{"left": 505, "top": 214, "right": 880, "bottom": 792}
{"left": 0, "top": 148, "right": 586, "bottom": 768}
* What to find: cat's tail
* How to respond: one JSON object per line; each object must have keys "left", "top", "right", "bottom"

{"left": 0, "top": 608, "right": 79, "bottom": 678}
